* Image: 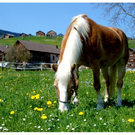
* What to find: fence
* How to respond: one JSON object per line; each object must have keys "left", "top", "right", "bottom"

{"left": 0, "top": 62, "right": 57, "bottom": 71}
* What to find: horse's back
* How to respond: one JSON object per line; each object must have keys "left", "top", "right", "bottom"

{"left": 83, "top": 16, "right": 129, "bottom": 67}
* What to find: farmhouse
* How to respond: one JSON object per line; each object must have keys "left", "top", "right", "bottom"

{"left": 36, "top": 31, "right": 45, "bottom": 36}
{"left": 14, "top": 40, "right": 60, "bottom": 63}
{"left": 127, "top": 48, "right": 135, "bottom": 69}
{"left": 0, "top": 45, "right": 9, "bottom": 61}
{"left": 5, "top": 34, "right": 15, "bottom": 39}
{"left": 47, "top": 30, "right": 57, "bottom": 37}
{"left": 20, "top": 33, "right": 28, "bottom": 37}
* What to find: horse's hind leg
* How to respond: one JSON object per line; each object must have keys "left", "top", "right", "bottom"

{"left": 101, "top": 67, "right": 110, "bottom": 102}
{"left": 116, "top": 59, "right": 126, "bottom": 107}
{"left": 91, "top": 61, "right": 104, "bottom": 109}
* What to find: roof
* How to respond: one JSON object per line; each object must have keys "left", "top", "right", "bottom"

{"left": 36, "top": 31, "right": 45, "bottom": 34}
{"left": 129, "top": 48, "right": 135, "bottom": 53}
{"left": 16, "top": 40, "right": 60, "bottom": 54}
{"left": 0, "top": 45, "right": 9, "bottom": 52}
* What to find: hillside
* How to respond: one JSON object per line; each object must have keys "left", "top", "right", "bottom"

{"left": 0, "top": 36, "right": 135, "bottom": 49}
{"left": 0, "top": 36, "right": 63, "bottom": 49}
{"left": 0, "top": 29, "right": 21, "bottom": 38}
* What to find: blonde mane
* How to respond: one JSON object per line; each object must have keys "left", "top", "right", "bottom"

{"left": 56, "top": 14, "right": 90, "bottom": 85}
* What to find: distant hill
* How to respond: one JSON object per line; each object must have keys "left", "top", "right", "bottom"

{"left": 0, "top": 29, "right": 21, "bottom": 37}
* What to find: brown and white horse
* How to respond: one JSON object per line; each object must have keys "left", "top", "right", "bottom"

{"left": 52, "top": 14, "right": 129, "bottom": 112}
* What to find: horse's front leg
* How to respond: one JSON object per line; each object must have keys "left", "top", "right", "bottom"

{"left": 72, "top": 75, "right": 79, "bottom": 104}
{"left": 91, "top": 61, "right": 104, "bottom": 109}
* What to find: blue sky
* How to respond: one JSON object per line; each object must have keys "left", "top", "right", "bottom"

{"left": 0, "top": 3, "right": 131, "bottom": 37}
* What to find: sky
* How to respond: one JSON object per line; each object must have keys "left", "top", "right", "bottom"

{"left": 0, "top": 2, "right": 132, "bottom": 37}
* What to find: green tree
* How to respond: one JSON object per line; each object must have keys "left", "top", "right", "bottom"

{"left": 5, "top": 45, "right": 32, "bottom": 62}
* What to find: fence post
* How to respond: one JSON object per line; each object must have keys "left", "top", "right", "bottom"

{"left": 41, "top": 63, "right": 42, "bottom": 71}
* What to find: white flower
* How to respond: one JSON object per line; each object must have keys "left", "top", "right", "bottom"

{"left": 72, "top": 128, "right": 75, "bottom": 130}
{"left": 57, "top": 119, "right": 59, "bottom": 121}
{"left": 23, "top": 118, "right": 26, "bottom": 121}
{"left": 103, "top": 123, "right": 106, "bottom": 125}
{"left": 38, "top": 126, "right": 41, "bottom": 128}
{"left": 122, "top": 119, "right": 125, "bottom": 122}
{"left": 0, "top": 127, "right": 2, "bottom": 129}
{"left": 70, "top": 123, "right": 72, "bottom": 125}
{"left": 41, "top": 129, "right": 43, "bottom": 131}
{"left": 2, "top": 124, "right": 4, "bottom": 126}
{"left": 53, "top": 125, "right": 55, "bottom": 127}
{"left": 71, "top": 114, "right": 74, "bottom": 117}
{"left": 84, "top": 119, "right": 86, "bottom": 122}
{"left": 48, "top": 128, "right": 50, "bottom": 130}
{"left": 67, "top": 125, "right": 69, "bottom": 128}
{"left": 94, "top": 124, "right": 96, "bottom": 126}
{"left": 3, "top": 127, "right": 8, "bottom": 131}
{"left": 96, "top": 112, "right": 98, "bottom": 114}
{"left": 100, "top": 117, "right": 102, "bottom": 120}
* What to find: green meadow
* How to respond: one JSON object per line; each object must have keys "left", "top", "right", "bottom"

{"left": 0, "top": 36, "right": 63, "bottom": 49}
{"left": 0, "top": 36, "right": 135, "bottom": 49}
{"left": 0, "top": 69, "right": 135, "bottom": 132}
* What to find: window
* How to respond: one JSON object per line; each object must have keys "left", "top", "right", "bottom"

{"left": 53, "top": 56, "right": 55, "bottom": 60}
{"left": 130, "top": 59, "right": 133, "bottom": 61}
{"left": 130, "top": 54, "right": 133, "bottom": 56}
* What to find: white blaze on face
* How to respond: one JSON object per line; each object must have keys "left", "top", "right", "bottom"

{"left": 58, "top": 81, "right": 69, "bottom": 112}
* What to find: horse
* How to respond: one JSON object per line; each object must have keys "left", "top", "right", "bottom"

{"left": 52, "top": 14, "right": 129, "bottom": 112}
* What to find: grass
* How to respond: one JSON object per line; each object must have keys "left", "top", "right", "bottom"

{"left": 0, "top": 36, "right": 135, "bottom": 49}
{"left": 0, "top": 36, "right": 63, "bottom": 49}
{"left": 0, "top": 68, "right": 135, "bottom": 132}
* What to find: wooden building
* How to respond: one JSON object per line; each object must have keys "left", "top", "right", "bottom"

{"left": 36, "top": 31, "right": 45, "bottom": 36}
{"left": 5, "top": 34, "right": 15, "bottom": 39}
{"left": 47, "top": 30, "right": 57, "bottom": 37}
{"left": 0, "top": 45, "right": 9, "bottom": 61}
{"left": 14, "top": 40, "right": 60, "bottom": 63}
{"left": 127, "top": 48, "right": 135, "bottom": 69}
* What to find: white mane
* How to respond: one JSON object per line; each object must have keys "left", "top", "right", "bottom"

{"left": 56, "top": 14, "right": 90, "bottom": 100}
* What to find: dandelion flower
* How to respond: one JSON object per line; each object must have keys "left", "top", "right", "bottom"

{"left": 79, "top": 112, "right": 84, "bottom": 115}
{"left": 37, "top": 108, "right": 43, "bottom": 111}
{"left": 34, "top": 107, "right": 38, "bottom": 110}
{"left": 0, "top": 99, "right": 2, "bottom": 102}
{"left": 128, "top": 119, "right": 134, "bottom": 122}
{"left": 10, "top": 111, "right": 15, "bottom": 115}
{"left": 47, "top": 101, "right": 52, "bottom": 105}
{"left": 86, "top": 92, "right": 89, "bottom": 94}
{"left": 41, "top": 114, "right": 47, "bottom": 119}
{"left": 54, "top": 101, "right": 57, "bottom": 104}
{"left": 26, "top": 93, "right": 29, "bottom": 95}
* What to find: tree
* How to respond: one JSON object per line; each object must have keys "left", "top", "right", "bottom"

{"left": 95, "top": 3, "right": 135, "bottom": 37}
{"left": 5, "top": 45, "right": 32, "bottom": 62}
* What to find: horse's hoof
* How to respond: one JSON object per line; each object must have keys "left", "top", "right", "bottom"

{"left": 116, "top": 99, "right": 122, "bottom": 107}
{"left": 97, "top": 103, "right": 104, "bottom": 110}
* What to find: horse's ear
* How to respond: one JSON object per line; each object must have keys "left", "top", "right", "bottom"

{"left": 71, "top": 63, "right": 76, "bottom": 73}
{"left": 51, "top": 64, "right": 58, "bottom": 72}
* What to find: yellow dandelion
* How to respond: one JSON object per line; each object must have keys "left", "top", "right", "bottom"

{"left": 109, "top": 106, "right": 111, "bottom": 108}
{"left": 47, "top": 101, "right": 52, "bottom": 105}
{"left": 33, "top": 91, "right": 36, "bottom": 93}
{"left": 30, "top": 105, "right": 32, "bottom": 108}
{"left": 31, "top": 95, "right": 35, "bottom": 99}
{"left": 34, "top": 107, "right": 38, "bottom": 110}
{"left": 0, "top": 99, "right": 2, "bottom": 102}
{"left": 10, "top": 111, "right": 15, "bottom": 115}
{"left": 79, "top": 112, "right": 84, "bottom": 115}
{"left": 54, "top": 101, "right": 57, "bottom": 104}
{"left": 128, "top": 119, "right": 134, "bottom": 122}
{"left": 37, "top": 108, "right": 43, "bottom": 111}
{"left": 35, "top": 94, "right": 40, "bottom": 99}
{"left": 26, "top": 93, "right": 29, "bottom": 95}
{"left": 86, "top": 92, "right": 89, "bottom": 94}
{"left": 41, "top": 115, "right": 47, "bottom": 119}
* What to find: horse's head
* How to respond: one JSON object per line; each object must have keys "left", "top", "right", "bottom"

{"left": 52, "top": 63, "right": 76, "bottom": 112}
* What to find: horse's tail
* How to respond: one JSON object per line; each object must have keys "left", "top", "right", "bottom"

{"left": 109, "top": 64, "right": 117, "bottom": 98}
